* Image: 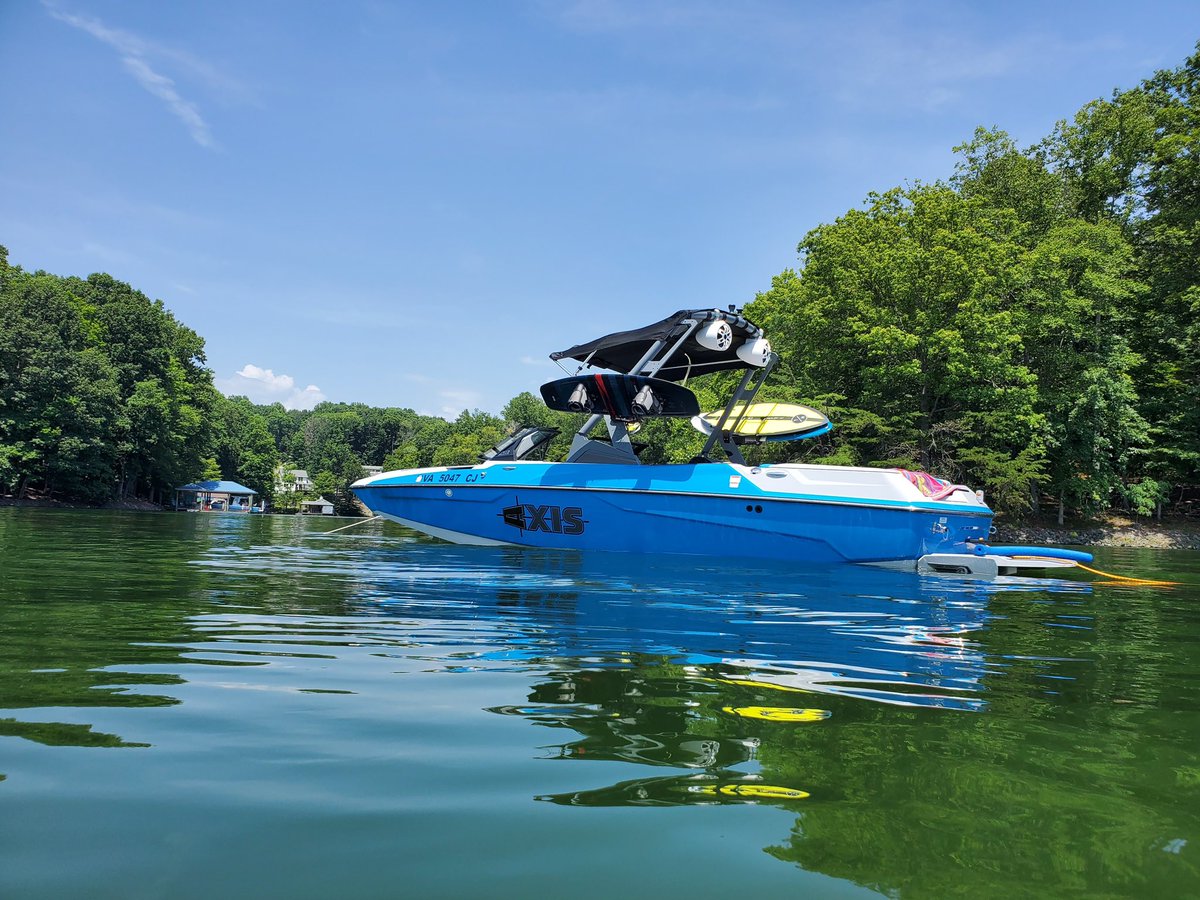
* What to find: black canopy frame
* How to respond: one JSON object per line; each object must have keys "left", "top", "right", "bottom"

{"left": 550, "top": 308, "right": 766, "bottom": 382}
{"left": 550, "top": 308, "right": 778, "bottom": 464}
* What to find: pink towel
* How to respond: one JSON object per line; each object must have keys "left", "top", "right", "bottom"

{"left": 899, "top": 469, "right": 948, "bottom": 497}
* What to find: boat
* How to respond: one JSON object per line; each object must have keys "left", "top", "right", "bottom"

{"left": 351, "top": 308, "right": 1088, "bottom": 575}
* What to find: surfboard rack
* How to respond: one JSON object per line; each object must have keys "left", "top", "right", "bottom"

{"left": 696, "top": 356, "right": 777, "bottom": 464}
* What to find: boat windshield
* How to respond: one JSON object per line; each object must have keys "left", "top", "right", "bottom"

{"left": 482, "top": 426, "right": 560, "bottom": 462}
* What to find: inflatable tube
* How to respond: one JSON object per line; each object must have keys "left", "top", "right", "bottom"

{"left": 970, "top": 544, "right": 1093, "bottom": 564}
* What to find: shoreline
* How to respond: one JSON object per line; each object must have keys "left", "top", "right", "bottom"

{"left": 0, "top": 495, "right": 164, "bottom": 512}
{"left": 5, "top": 496, "right": 1199, "bottom": 550}
{"left": 993, "top": 514, "right": 1200, "bottom": 551}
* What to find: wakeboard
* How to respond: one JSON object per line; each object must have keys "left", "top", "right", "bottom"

{"left": 541, "top": 374, "right": 700, "bottom": 422}
{"left": 691, "top": 401, "right": 831, "bottom": 443}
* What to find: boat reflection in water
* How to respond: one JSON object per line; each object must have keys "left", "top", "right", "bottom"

{"left": 354, "top": 544, "right": 1091, "bottom": 810}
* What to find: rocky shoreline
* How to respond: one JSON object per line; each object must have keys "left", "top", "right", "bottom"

{"left": 0, "top": 496, "right": 168, "bottom": 512}
{"left": 993, "top": 515, "right": 1200, "bottom": 551}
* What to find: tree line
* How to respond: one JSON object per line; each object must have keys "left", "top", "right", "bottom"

{"left": 0, "top": 259, "right": 572, "bottom": 515}
{"left": 3, "top": 45, "right": 1199, "bottom": 519}
{"left": 0, "top": 250, "right": 214, "bottom": 505}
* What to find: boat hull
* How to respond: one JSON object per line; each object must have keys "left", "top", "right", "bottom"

{"left": 352, "top": 461, "right": 993, "bottom": 566}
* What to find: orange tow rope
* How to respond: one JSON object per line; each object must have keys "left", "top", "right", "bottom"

{"left": 1008, "top": 555, "right": 1180, "bottom": 586}
{"left": 1069, "top": 561, "right": 1180, "bottom": 587}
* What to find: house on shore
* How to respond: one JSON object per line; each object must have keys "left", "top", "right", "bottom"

{"left": 273, "top": 466, "right": 313, "bottom": 495}
{"left": 174, "top": 480, "right": 258, "bottom": 512}
{"left": 300, "top": 497, "right": 335, "bottom": 516}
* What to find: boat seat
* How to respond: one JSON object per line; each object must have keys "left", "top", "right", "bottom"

{"left": 565, "top": 438, "right": 641, "bottom": 465}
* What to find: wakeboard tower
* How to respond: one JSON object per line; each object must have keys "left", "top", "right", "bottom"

{"left": 352, "top": 307, "right": 1090, "bottom": 576}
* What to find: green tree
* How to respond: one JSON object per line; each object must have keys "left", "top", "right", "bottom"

{"left": 748, "top": 185, "right": 1046, "bottom": 512}
{"left": 312, "top": 470, "right": 338, "bottom": 499}
{"left": 212, "top": 396, "right": 279, "bottom": 499}
{"left": 1043, "top": 89, "right": 1155, "bottom": 226}
{"left": 1013, "top": 220, "right": 1148, "bottom": 518}
{"left": 382, "top": 416, "right": 452, "bottom": 470}
{"left": 953, "top": 126, "right": 1068, "bottom": 238}
{"left": 431, "top": 410, "right": 506, "bottom": 466}
{"left": 1132, "top": 45, "right": 1200, "bottom": 487}
{"left": 0, "top": 266, "right": 120, "bottom": 501}
{"left": 258, "top": 402, "right": 303, "bottom": 456}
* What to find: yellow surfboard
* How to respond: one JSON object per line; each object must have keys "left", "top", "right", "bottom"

{"left": 691, "top": 402, "right": 832, "bottom": 442}
{"left": 722, "top": 705, "right": 831, "bottom": 723}
{"left": 691, "top": 783, "right": 811, "bottom": 801}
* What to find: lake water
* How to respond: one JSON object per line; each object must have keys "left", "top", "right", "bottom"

{"left": 1, "top": 508, "right": 1198, "bottom": 898}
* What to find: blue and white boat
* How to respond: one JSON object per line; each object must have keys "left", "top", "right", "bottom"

{"left": 352, "top": 308, "right": 1087, "bottom": 576}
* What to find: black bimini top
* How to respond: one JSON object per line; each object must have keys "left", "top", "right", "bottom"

{"left": 549, "top": 308, "right": 765, "bottom": 382}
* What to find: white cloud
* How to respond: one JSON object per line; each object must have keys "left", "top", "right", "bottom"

{"left": 432, "top": 388, "right": 484, "bottom": 419}
{"left": 121, "top": 55, "right": 214, "bottom": 147}
{"left": 218, "top": 364, "right": 327, "bottom": 410}
{"left": 44, "top": 4, "right": 217, "bottom": 148}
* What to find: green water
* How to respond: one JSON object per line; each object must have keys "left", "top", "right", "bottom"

{"left": 1, "top": 508, "right": 1198, "bottom": 898}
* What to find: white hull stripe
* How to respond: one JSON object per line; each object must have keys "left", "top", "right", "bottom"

{"left": 362, "top": 482, "right": 993, "bottom": 518}
{"left": 374, "top": 512, "right": 517, "bottom": 546}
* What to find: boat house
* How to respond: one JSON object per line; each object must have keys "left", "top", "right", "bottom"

{"left": 174, "top": 480, "right": 258, "bottom": 512}
{"left": 300, "top": 497, "right": 335, "bottom": 516}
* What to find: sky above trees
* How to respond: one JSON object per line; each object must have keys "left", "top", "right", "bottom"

{"left": 3, "top": 1, "right": 1200, "bottom": 416}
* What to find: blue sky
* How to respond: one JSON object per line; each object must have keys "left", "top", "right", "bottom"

{"left": 3, "top": 2, "right": 1199, "bottom": 417}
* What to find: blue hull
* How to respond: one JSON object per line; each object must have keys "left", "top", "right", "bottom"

{"left": 352, "top": 462, "right": 993, "bottom": 565}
